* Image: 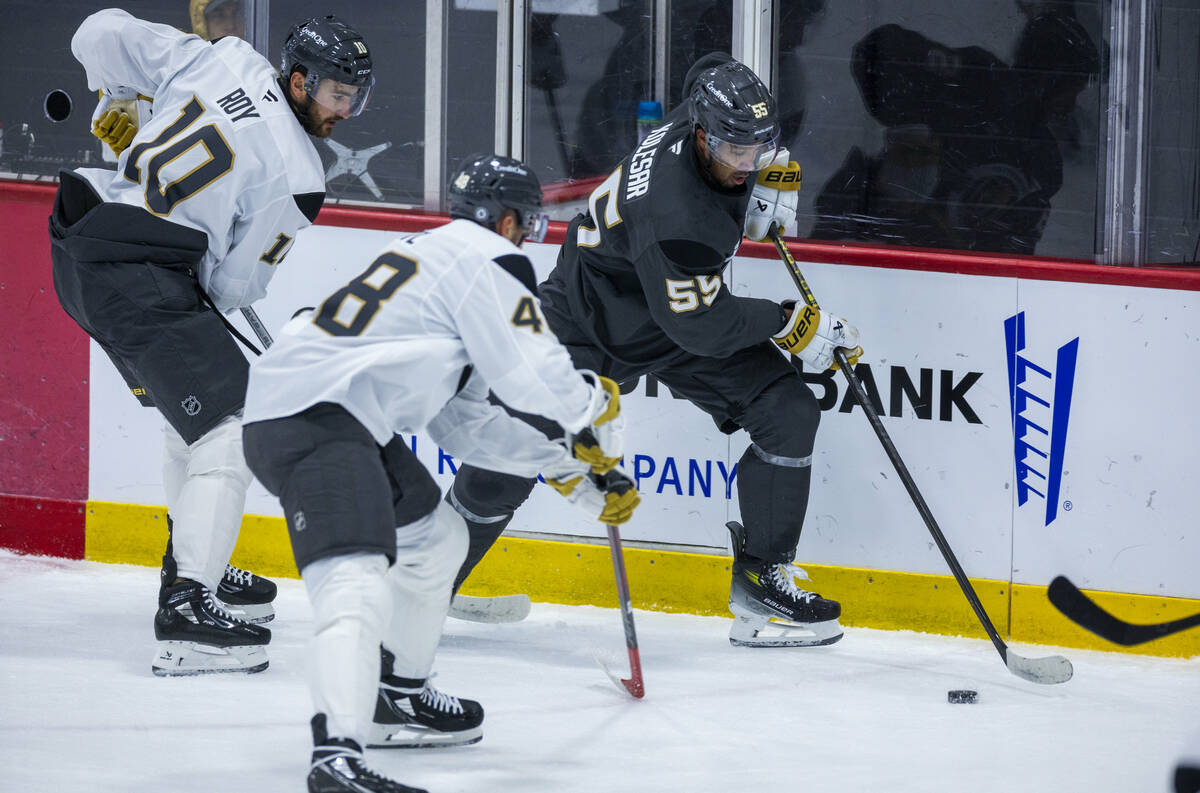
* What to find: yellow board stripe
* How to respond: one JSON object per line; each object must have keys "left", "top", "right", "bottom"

{"left": 83, "top": 500, "right": 1200, "bottom": 658}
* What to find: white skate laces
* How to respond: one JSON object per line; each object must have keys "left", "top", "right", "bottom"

{"left": 224, "top": 564, "right": 254, "bottom": 586}
{"left": 769, "top": 563, "right": 818, "bottom": 604}
{"left": 420, "top": 679, "right": 465, "bottom": 715}
{"left": 192, "top": 587, "right": 245, "bottom": 624}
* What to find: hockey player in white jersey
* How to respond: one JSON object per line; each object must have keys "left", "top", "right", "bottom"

{"left": 241, "top": 153, "right": 638, "bottom": 793}
{"left": 48, "top": 9, "right": 374, "bottom": 676}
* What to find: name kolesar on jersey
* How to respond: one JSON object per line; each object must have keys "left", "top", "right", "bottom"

{"left": 625, "top": 122, "right": 674, "bottom": 201}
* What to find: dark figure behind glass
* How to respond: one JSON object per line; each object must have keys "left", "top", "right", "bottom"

{"left": 810, "top": 11, "right": 1101, "bottom": 255}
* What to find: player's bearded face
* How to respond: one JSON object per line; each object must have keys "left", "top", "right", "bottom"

{"left": 301, "top": 80, "right": 360, "bottom": 138}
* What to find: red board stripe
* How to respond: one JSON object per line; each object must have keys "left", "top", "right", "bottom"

{"left": 0, "top": 494, "right": 85, "bottom": 559}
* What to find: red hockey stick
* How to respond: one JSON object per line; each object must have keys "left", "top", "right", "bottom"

{"left": 596, "top": 523, "right": 645, "bottom": 698}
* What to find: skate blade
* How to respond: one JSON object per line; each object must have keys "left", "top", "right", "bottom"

{"left": 151, "top": 640, "right": 269, "bottom": 676}
{"left": 366, "top": 722, "right": 482, "bottom": 749}
{"left": 214, "top": 599, "right": 275, "bottom": 624}
{"left": 728, "top": 615, "right": 844, "bottom": 648}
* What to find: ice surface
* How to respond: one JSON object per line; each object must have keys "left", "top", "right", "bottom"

{"left": 2, "top": 550, "right": 1195, "bottom": 792}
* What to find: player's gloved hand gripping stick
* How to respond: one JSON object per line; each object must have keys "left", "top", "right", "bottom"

{"left": 768, "top": 224, "right": 1073, "bottom": 686}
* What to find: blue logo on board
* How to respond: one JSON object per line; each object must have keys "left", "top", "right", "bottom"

{"left": 1005, "top": 312, "right": 1079, "bottom": 526}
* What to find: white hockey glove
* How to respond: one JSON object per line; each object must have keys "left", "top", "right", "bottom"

{"left": 91, "top": 88, "right": 152, "bottom": 157}
{"left": 744, "top": 149, "right": 802, "bottom": 242}
{"left": 773, "top": 301, "right": 863, "bottom": 372}
{"left": 564, "top": 373, "right": 625, "bottom": 474}
{"left": 543, "top": 455, "right": 641, "bottom": 525}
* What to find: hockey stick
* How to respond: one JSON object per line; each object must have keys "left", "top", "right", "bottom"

{"left": 448, "top": 593, "right": 532, "bottom": 623}
{"left": 768, "top": 226, "right": 1073, "bottom": 685}
{"left": 240, "top": 306, "right": 274, "bottom": 349}
{"left": 596, "top": 522, "right": 645, "bottom": 698}
{"left": 1048, "top": 576, "right": 1200, "bottom": 646}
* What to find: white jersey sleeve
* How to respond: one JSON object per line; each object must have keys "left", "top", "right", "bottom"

{"left": 426, "top": 373, "right": 569, "bottom": 477}
{"left": 451, "top": 250, "right": 600, "bottom": 435}
{"left": 71, "top": 9, "right": 208, "bottom": 98}
{"left": 69, "top": 9, "right": 324, "bottom": 312}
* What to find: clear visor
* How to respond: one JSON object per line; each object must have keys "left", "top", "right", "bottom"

{"left": 307, "top": 74, "right": 373, "bottom": 118}
{"left": 705, "top": 132, "right": 780, "bottom": 172}
{"left": 520, "top": 210, "right": 550, "bottom": 244}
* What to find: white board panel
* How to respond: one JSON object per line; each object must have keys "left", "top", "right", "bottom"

{"left": 86, "top": 223, "right": 1200, "bottom": 598}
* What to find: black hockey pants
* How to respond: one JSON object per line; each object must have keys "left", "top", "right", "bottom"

{"left": 448, "top": 337, "right": 821, "bottom": 591}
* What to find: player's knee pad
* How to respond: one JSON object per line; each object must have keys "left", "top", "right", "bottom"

{"left": 302, "top": 552, "right": 392, "bottom": 743}
{"left": 187, "top": 414, "right": 253, "bottom": 488}
{"left": 304, "top": 553, "right": 393, "bottom": 636}
{"left": 382, "top": 504, "right": 466, "bottom": 680}
{"left": 391, "top": 502, "right": 468, "bottom": 595}
{"left": 742, "top": 375, "right": 820, "bottom": 459}
{"left": 162, "top": 423, "right": 190, "bottom": 509}
{"left": 167, "top": 414, "right": 254, "bottom": 589}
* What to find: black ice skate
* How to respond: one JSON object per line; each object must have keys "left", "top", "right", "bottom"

{"left": 159, "top": 515, "right": 276, "bottom": 624}
{"left": 216, "top": 563, "right": 278, "bottom": 624}
{"left": 308, "top": 714, "right": 427, "bottom": 793}
{"left": 369, "top": 649, "right": 483, "bottom": 748}
{"left": 726, "top": 521, "right": 844, "bottom": 648}
{"left": 152, "top": 579, "right": 271, "bottom": 676}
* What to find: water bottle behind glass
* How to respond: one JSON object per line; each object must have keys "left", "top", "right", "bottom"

{"left": 636, "top": 101, "right": 663, "bottom": 144}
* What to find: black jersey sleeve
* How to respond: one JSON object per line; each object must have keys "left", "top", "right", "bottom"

{"left": 633, "top": 239, "right": 786, "bottom": 358}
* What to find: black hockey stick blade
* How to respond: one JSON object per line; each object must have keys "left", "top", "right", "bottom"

{"left": 1048, "top": 576, "right": 1200, "bottom": 646}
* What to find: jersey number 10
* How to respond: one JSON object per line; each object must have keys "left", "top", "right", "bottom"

{"left": 123, "top": 97, "right": 234, "bottom": 216}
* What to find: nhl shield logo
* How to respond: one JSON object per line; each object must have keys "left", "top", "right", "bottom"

{"left": 181, "top": 395, "right": 202, "bottom": 416}
{"left": 293, "top": 510, "right": 307, "bottom": 532}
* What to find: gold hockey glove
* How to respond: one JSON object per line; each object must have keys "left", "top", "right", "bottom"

{"left": 773, "top": 301, "right": 863, "bottom": 372}
{"left": 567, "top": 374, "right": 625, "bottom": 474}
{"left": 92, "top": 102, "right": 138, "bottom": 155}
{"left": 544, "top": 458, "right": 641, "bottom": 525}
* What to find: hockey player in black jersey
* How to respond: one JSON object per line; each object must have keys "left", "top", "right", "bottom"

{"left": 447, "top": 53, "right": 863, "bottom": 647}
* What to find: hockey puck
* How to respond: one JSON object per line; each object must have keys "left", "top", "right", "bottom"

{"left": 947, "top": 689, "right": 978, "bottom": 704}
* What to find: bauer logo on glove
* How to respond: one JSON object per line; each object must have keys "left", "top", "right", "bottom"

{"left": 760, "top": 162, "right": 802, "bottom": 188}
{"left": 772, "top": 301, "right": 863, "bottom": 372}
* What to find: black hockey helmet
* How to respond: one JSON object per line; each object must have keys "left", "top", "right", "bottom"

{"left": 448, "top": 153, "right": 549, "bottom": 243}
{"left": 689, "top": 59, "right": 780, "bottom": 171}
{"left": 281, "top": 15, "right": 374, "bottom": 117}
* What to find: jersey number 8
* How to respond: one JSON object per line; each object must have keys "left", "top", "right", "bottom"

{"left": 315, "top": 252, "right": 418, "bottom": 336}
